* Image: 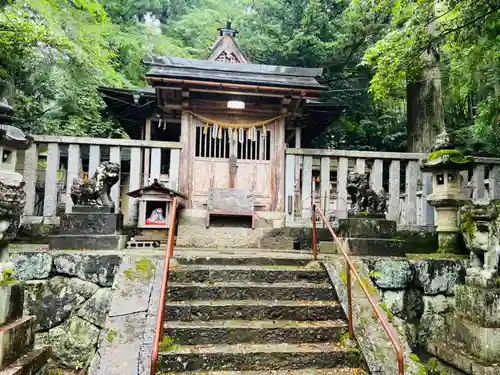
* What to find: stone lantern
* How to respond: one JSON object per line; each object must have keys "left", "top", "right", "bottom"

{"left": 0, "top": 95, "right": 45, "bottom": 374}
{"left": 420, "top": 130, "right": 473, "bottom": 253}
{"left": 0, "top": 97, "right": 33, "bottom": 267}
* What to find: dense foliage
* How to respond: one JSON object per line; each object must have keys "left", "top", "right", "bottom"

{"left": 1, "top": 0, "right": 499, "bottom": 154}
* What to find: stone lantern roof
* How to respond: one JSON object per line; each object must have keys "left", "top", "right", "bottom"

{"left": 420, "top": 130, "right": 474, "bottom": 172}
{"left": 0, "top": 98, "right": 33, "bottom": 151}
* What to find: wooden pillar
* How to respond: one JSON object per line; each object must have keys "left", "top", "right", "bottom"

{"left": 274, "top": 118, "right": 286, "bottom": 211}
{"left": 143, "top": 118, "right": 151, "bottom": 186}
{"left": 179, "top": 112, "right": 191, "bottom": 205}
{"left": 294, "top": 127, "right": 302, "bottom": 214}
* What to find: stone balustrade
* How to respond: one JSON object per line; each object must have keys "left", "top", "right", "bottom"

{"left": 285, "top": 148, "right": 500, "bottom": 228}
{"left": 18, "top": 135, "right": 182, "bottom": 226}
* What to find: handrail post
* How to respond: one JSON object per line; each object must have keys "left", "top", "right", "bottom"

{"left": 312, "top": 204, "right": 318, "bottom": 260}
{"left": 346, "top": 264, "right": 354, "bottom": 339}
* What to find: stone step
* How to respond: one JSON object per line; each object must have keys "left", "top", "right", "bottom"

{"left": 1, "top": 347, "right": 50, "bottom": 375}
{"left": 337, "top": 218, "right": 397, "bottom": 239}
{"left": 165, "top": 300, "right": 344, "bottom": 321}
{"left": 157, "top": 342, "right": 361, "bottom": 372}
{"left": 167, "top": 282, "right": 336, "bottom": 301}
{"left": 427, "top": 340, "right": 500, "bottom": 375}
{"left": 172, "top": 254, "right": 316, "bottom": 267}
{"left": 0, "top": 316, "right": 35, "bottom": 369}
{"left": 48, "top": 234, "right": 127, "bottom": 250}
{"left": 169, "top": 265, "right": 328, "bottom": 284}
{"left": 324, "top": 238, "right": 413, "bottom": 256}
{"left": 164, "top": 319, "right": 347, "bottom": 345}
{"left": 163, "top": 369, "right": 368, "bottom": 375}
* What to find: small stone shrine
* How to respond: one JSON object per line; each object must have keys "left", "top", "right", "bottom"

{"left": 427, "top": 199, "right": 500, "bottom": 374}
{"left": 126, "top": 179, "right": 187, "bottom": 247}
{"left": 49, "top": 161, "right": 127, "bottom": 250}
{"left": 0, "top": 94, "right": 49, "bottom": 373}
{"left": 420, "top": 130, "right": 473, "bottom": 253}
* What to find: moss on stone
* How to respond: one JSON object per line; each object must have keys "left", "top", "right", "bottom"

{"left": 460, "top": 211, "right": 475, "bottom": 240}
{"left": 0, "top": 268, "right": 16, "bottom": 285}
{"left": 409, "top": 353, "right": 421, "bottom": 362}
{"left": 106, "top": 329, "right": 117, "bottom": 343}
{"left": 123, "top": 257, "right": 156, "bottom": 281}
{"left": 359, "top": 276, "right": 378, "bottom": 295}
{"left": 159, "top": 336, "right": 179, "bottom": 352}
{"left": 379, "top": 303, "right": 394, "bottom": 320}
{"left": 406, "top": 253, "right": 468, "bottom": 260}
{"left": 428, "top": 357, "right": 439, "bottom": 370}
{"left": 427, "top": 149, "right": 474, "bottom": 164}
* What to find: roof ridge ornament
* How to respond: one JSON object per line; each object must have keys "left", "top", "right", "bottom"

{"left": 218, "top": 21, "right": 239, "bottom": 38}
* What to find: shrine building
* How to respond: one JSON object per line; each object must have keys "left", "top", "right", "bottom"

{"left": 99, "top": 22, "right": 340, "bottom": 226}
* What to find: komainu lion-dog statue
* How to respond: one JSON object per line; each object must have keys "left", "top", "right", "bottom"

{"left": 71, "top": 161, "right": 120, "bottom": 207}
{"left": 461, "top": 199, "right": 500, "bottom": 284}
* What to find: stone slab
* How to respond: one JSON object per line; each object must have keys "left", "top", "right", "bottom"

{"left": 107, "top": 256, "right": 157, "bottom": 317}
{"left": 455, "top": 284, "right": 500, "bottom": 328}
{"left": 0, "top": 347, "right": 50, "bottom": 375}
{"left": 413, "top": 259, "right": 466, "bottom": 295}
{"left": 157, "top": 342, "right": 361, "bottom": 372}
{"left": 0, "top": 316, "right": 35, "bottom": 369}
{"left": 88, "top": 256, "right": 161, "bottom": 375}
{"left": 169, "top": 266, "right": 328, "bottom": 284}
{"left": 49, "top": 234, "right": 127, "bottom": 250}
{"left": 165, "top": 300, "right": 344, "bottom": 322}
{"left": 428, "top": 341, "right": 500, "bottom": 375}
{"left": 176, "top": 226, "right": 294, "bottom": 249}
{"left": 445, "top": 314, "right": 500, "bottom": 363}
{"left": 337, "top": 218, "right": 397, "bottom": 238}
{"left": 167, "top": 282, "right": 336, "bottom": 301}
{"left": 326, "top": 238, "right": 413, "bottom": 256}
{"left": 164, "top": 320, "right": 347, "bottom": 345}
{"left": 10, "top": 252, "right": 52, "bottom": 281}
{"left": 59, "top": 213, "right": 123, "bottom": 235}
{"left": 73, "top": 205, "right": 115, "bottom": 214}
{"left": 0, "top": 283, "right": 24, "bottom": 326}
{"left": 52, "top": 252, "right": 121, "bottom": 287}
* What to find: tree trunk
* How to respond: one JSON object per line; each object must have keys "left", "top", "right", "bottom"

{"left": 406, "top": 47, "right": 445, "bottom": 152}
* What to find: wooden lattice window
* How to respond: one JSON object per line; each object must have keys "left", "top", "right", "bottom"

{"left": 236, "top": 128, "right": 271, "bottom": 161}
{"left": 215, "top": 51, "right": 240, "bottom": 64}
{"left": 195, "top": 125, "right": 271, "bottom": 161}
{"left": 195, "top": 125, "right": 231, "bottom": 159}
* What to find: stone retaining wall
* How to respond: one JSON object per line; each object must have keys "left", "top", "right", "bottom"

{"left": 10, "top": 250, "right": 123, "bottom": 373}
{"left": 365, "top": 257, "right": 468, "bottom": 350}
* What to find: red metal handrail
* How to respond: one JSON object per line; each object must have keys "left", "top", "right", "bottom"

{"left": 150, "top": 197, "right": 179, "bottom": 375}
{"left": 312, "top": 204, "right": 404, "bottom": 375}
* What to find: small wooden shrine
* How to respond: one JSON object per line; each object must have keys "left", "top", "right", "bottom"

{"left": 126, "top": 180, "right": 186, "bottom": 244}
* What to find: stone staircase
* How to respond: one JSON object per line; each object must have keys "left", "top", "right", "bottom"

{"left": 157, "top": 250, "right": 367, "bottom": 374}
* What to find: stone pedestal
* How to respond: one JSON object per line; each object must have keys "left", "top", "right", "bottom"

{"left": 428, "top": 279, "right": 500, "bottom": 375}
{"left": 322, "top": 216, "right": 416, "bottom": 256}
{"left": 49, "top": 205, "right": 126, "bottom": 250}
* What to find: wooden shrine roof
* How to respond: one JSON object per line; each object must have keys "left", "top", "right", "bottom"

{"left": 143, "top": 55, "right": 328, "bottom": 91}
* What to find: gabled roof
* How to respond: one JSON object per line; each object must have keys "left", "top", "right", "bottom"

{"left": 127, "top": 179, "right": 187, "bottom": 199}
{"left": 207, "top": 21, "right": 248, "bottom": 63}
{"left": 207, "top": 35, "right": 248, "bottom": 63}
{"left": 143, "top": 55, "right": 328, "bottom": 91}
